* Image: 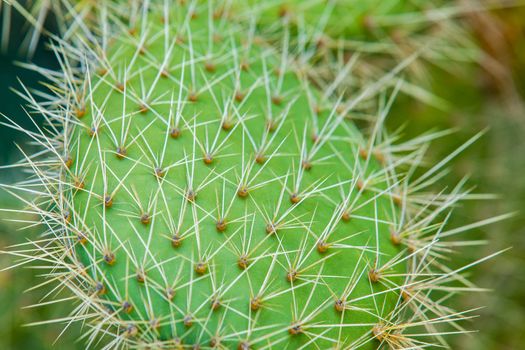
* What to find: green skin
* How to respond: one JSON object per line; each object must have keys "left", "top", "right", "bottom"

{"left": 61, "top": 2, "right": 406, "bottom": 349}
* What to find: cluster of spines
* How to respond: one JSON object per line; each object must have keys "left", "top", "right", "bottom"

{"left": 234, "top": 0, "right": 486, "bottom": 106}
{"left": 0, "top": 1, "right": 511, "bottom": 349}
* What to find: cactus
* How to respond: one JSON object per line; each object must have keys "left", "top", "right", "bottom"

{"left": 0, "top": 1, "right": 508, "bottom": 349}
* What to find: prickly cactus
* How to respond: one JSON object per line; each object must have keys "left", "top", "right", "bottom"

{"left": 1, "top": 1, "right": 505, "bottom": 349}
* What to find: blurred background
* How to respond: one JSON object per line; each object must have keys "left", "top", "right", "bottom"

{"left": 0, "top": 3, "right": 523, "bottom": 350}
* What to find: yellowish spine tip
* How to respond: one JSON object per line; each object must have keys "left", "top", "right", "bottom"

{"left": 317, "top": 240, "right": 329, "bottom": 253}
{"left": 368, "top": 268, "right": 381, "bottom": 283}
{"left": 286, "top": 268, "right": 298, "bottom": 282}
{"left": 195, "top": 261, "right": 208, "bottom": 275}
{"left": 140, "top": 213, "right": 151, "bottom": 225}
{"left": 334, "top": 299, "right": 345, "bottom": 312}
{"left": 171, "top": 234, "right": 182, "bottom": 248}
{"left": 215, "top": 218, "right": 226, "bottom": 232}
{"left": 237, "top": 254, "right": 249, "bottom": 270}
{"left": 288, "top": 322, "right": 303, "bottom": 336}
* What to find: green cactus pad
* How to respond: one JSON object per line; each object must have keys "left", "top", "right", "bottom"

{"left": 1, "top": 1, "right": 500, "bottom": 350}
{"left": 58, "top": 2, "right": 408, "bottom": 348}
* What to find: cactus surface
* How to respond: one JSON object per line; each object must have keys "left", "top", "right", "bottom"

{"left": 0, "top": 1, "right": 507, "bottom": 349}
{"left": 43, "top": 3, "right": 406, "bottom": 348}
